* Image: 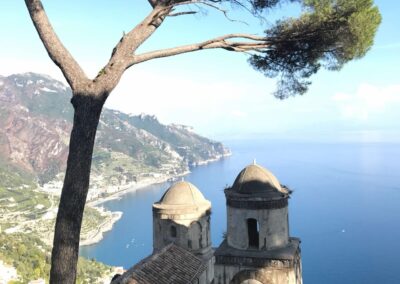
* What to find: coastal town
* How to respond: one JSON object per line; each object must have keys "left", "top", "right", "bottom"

{"left": 0, "top": 156, "right": 231, "bottom": 283}
{"left": 0, "top": 71, "right": 232, "bottom": 282}
{"left": 0, "top": 131, "right": 233, "bottom": 283}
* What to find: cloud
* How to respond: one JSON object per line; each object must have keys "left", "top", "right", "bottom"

{"left": 107, "top": 69, "right": 249, "bottom": 113}
{"left": 103, "top": 66, "right": 264, "bottom": 135}
{"left": 332, "top": 83, "right": 400, "bottom": 120}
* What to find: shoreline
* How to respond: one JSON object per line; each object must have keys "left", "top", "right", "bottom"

{"left": 86, "top": 170, "right": 190, "bottom": 207}
{"left": 81, "top": 153, "right": 231, "bottom": 247}
{"left": 81, "top": 173, "right": 189, "bottom": 247}
{"left": 86, "top": 152, "right": 232, "bottom": 207}
{"left": 80, "top": 211, "right": 123, "bottom": 246}
{"left": 80, "top": 171, "right": 191, "bottom": 247}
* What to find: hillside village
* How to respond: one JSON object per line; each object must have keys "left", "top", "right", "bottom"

{"left": 0, "top": 73, "right": 230, "bottom": 283}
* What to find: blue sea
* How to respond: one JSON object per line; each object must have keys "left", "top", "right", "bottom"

{"left": 80, "top": 139, "right": 400, "bottom": 284}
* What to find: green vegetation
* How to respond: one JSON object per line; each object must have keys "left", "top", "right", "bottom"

{"left": 81, "top": 206, "right": 108, "bottom": 235}
{"left": 0, "top": 162, "right": 36, "bottom": 189}
{"left": 1, "top": 73, "right": 229, "bottom": 187}
{"left": 0, "top": 184, "right": 117, "bottom": 283}
{"left": 91, "top": 149, "right": 175, "bottom": 185}
{"left": 127, "top": 114, "right": 228, "bottom": 163}
{"left": 9, "top": 74, "right": 73, "bottom": 121}
{"left": 0, "top": 186, "right": 51, "bottom": 231}
{"left": 0, "top": 233, "right": 50, "bottom": 283}
{"left": 250, "top": 0, "right": 381, "bottom": 98}
{"left": 76, "top": 257, "right": 113, "bottom": 284}
{"left": 0, "top": 72, "right": 230, "bottom": 282}
{"left": 0, "top": 232, "right": 112, "bottom": 283}
{"left": 0, "top": 187, "right": 50, "bottom": 211}
{"left": 38, "top": 160, "right": 65, "bottom": 185}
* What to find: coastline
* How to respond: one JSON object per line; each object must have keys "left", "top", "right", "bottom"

{"left": 189, "top": 152, "right": 232, "bottom": 167}
{"left": 81, "top": 153, "right": 231, "bottom": 247}
{"left": 81, "top": 173, "right": 187, "bottom": 247}
{"left": 86, "top": 170, "right": 190, "bottom": 207}
{"left": 80, "top": 211, "right": 123, "bottom": 246}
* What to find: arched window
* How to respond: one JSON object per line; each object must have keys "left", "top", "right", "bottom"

{"left": 190, "top": 221, "right": 202, "bottom": 250}
{"left": 170, "top": 225, "right": 177, "bottom": 238}
{"left": 247, "top": 218, "right": 259, "bottom": 248}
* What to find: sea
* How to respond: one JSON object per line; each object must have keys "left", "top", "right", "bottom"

{"left": 80, "top": 139, "right": 400, "bottom": 284}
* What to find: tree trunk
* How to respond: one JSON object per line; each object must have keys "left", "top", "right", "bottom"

{"left": 50, "top": 93, "right": 106, "bottom": 284}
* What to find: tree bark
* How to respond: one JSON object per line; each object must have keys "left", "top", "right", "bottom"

{"left": 50, "top": 93, "right": 106, "bottom": 284}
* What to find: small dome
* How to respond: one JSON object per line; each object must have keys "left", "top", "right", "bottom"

{"left": 159, "top": 181, "right": 209, "bottom": 206}
{"left": 231, "top": 164, "right": 288, "bottom": 195}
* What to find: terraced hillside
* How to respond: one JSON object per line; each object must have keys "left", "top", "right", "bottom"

{"left": 0, "top": 73, "right": 230, "bottom": 194}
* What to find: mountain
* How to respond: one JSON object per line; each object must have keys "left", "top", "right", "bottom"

{"left": 0, "top": 73, "right": 230, "bottom": 193}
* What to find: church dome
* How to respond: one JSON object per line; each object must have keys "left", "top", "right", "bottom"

{"left": 231, "top": 164, "right": 288, "bottom": 195}
{"left": 159, "top": 181, "right": 209, "bottom": 206}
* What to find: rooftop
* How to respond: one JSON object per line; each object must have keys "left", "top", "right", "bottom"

{"left": 153, "top": 181, "right": 211, "bottom": 212}
{"left": 112, "top": 244, "right": 206, "bottom": 284}
{"left": 230, "top": 164, "right": 288, "bottom": 196}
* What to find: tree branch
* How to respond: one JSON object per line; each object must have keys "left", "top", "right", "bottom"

{"left": 131, "top": 33, "right": 270, "bottom": 65}
{"left": 161, "top": 0, "right": 249, "bottom": 24}
{"left": 24, "top": 0, "right": 89, "bottom": 91}
{"left": 168, "top": 11, "right": 198, "bottom": 17}
{"left": 94, "top": 5, "right": 171, "bottom": 94}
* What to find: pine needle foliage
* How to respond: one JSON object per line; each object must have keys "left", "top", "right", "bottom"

{"left": 247, "top": 0, "right": 381, "bottom": 98}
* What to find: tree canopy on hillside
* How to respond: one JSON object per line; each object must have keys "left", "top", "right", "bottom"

{"left": 24, "top": 0, "right": 381, "bottom": 283}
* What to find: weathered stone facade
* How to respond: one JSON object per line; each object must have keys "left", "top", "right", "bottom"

{"left": 152, "top": 181, "right": 214, "bottom": 283}
{"left": 114, "top": 163, "right": 302, "bottom": 284}
{"left": 214, "top": 238, "right": 302, "bottom": 284}
{"left": 214, "top": 164, "right": 302, "bottom": 284}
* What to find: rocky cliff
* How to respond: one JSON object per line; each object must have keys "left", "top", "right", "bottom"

{"left": 0, "top": 73, "right": 230, "bottom": 191}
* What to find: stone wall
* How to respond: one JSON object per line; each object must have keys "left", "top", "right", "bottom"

{"left": 153, "top": 211, "right": 211, "bottom": 254}
{"left": 214, "top": 250, "right": 302, "bottom": 284}
{"left": 227, "top": 206, "right": 289, "bottom": 250}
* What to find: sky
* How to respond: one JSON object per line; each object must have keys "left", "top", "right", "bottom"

{"left": 0, "top": 0, "right": 399, "bottom": 142}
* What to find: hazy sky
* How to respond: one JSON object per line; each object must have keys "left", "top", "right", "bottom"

{"left": 0, "top": 1, "right": 399, "bottom": 141}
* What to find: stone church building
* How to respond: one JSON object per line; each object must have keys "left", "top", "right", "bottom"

{"left": 113, "top": 163, "right": 302, "bottom": 284}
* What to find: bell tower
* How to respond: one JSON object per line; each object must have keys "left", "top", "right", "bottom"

{"left": 152, "top": 181, "right": 214, "bottom": 283}
{"left": 214, "top": 164, "right": 302, "bottom": 284}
